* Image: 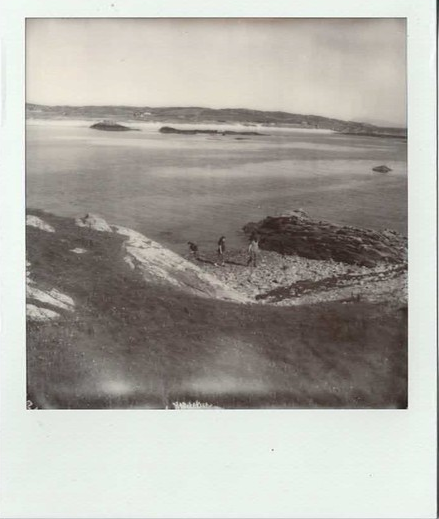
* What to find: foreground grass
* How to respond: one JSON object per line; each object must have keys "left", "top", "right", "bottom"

{"left": 27, "top": 210, "right": 407, "bottom": 409}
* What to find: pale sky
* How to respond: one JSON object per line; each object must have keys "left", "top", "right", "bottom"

{"left": 26, "top": 18, "right": 406, "bottom": 126}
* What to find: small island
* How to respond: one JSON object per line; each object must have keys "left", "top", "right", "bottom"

{"left": 372, "top": 165, "right": 392, "bottom": 173}
{"left": 90, "top": 120, "right": 140, "bottom": 132}
{"left": 159, "top": 126, "right": 263, "bottom": 136}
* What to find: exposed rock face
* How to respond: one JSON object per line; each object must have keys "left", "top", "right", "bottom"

{"left": 243, "top": 210, "right": 407, "bottom": 267}
{"left": 26, "top": 255, "right": 76, "bottom": 321}
{"left": 26, "top": 304, "right": 60, "bottom": 321}
{"left": 75, "top": 213, "right": 113, "bottom": 233}
{"left": 26, "top": 215, "right": 55, "bottom": 233}
{"left": 372, "top": 165, "right": 392, "bottom": 173}
{"left": 27, "top": 286, "right": 75, "bottom": 312}
{"left": 27, "top": 211, "right": 248, "bottom": 310}
{"left": 90, "top": 121, "right": 139, "bottom": 132}
{"left": 112, "top": 225, "right": 249, "bottom": 303}
{"left": 26, "top": 217, "right": 77, "bottom": 322}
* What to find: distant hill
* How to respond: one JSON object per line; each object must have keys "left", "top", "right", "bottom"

{"left": 26, "top": 103, "right": 407, "bottom": 138}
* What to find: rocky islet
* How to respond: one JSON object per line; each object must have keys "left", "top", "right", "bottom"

{"left": 243, "top": 209, "right": 407, "bottom": 268}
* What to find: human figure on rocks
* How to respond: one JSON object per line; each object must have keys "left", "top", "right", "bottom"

{"left": 217, "top": 236, "right": 226, "bottom": 266}
{"left": 280, "top": 242, "right": 289, "bottom": 280}
{"left": 187, "top": 241, "right": 199, "bottom": 260}
{"left": 247, "top": 236, "right": 259, "bottom": 268}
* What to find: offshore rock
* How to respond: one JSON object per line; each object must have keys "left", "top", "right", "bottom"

{"left": 243, "top": 211, "right": 407, "bottom": 267}
{"left": 372, "top": 165, "right": 392, "bottom": 173}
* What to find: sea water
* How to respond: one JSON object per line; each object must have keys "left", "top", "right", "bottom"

{"left": 26, "top": 120, "right": 407, "bottom": 254}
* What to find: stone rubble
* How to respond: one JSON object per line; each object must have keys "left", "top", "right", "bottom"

{"left": 192, "top": 249, "right": 407, "bottom": 306}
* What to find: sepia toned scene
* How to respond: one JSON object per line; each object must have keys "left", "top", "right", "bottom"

{"left": 26, "top": 18, "right": 407, "bottom": 409}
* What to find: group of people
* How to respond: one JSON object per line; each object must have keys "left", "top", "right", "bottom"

{"left": 187, "top": 234, "right": 260, "bottom": 267}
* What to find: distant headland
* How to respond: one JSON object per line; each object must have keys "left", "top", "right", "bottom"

{"left": 26, "top": 103, "right": 407, "bottom": 138}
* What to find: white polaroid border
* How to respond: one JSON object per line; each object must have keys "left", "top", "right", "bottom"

{"left": 0, "top": 1, "right": 436, "bottom": 518}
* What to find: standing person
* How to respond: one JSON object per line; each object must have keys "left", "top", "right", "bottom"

{"left": 280, "top": 241, "right": 289, "bottom": 280}
{"left": 187, "top": 241, "right": 199, "bottom": 260}
{"left": 247, "top": 236, "right": 259, "bottom": 268}
{"left": 217, "top": 236, "right": 226, "bottom": 266}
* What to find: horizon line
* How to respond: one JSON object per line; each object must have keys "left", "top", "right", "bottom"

{"left": 25, "top": 102, "right": 407, "bottom": 129}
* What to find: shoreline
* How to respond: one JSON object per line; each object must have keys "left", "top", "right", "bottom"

{"left": 27, "top": 117, "right": 407, "bottom": 139}
{"left": 25, "top": 117, "right": 338, "bottom": 134}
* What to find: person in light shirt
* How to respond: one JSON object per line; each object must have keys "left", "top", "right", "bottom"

{"left": 217, "top": 236, "right": 226, "bottom": 266}
{"left": 247, "top": 236, "right": 259, "bottom": 268}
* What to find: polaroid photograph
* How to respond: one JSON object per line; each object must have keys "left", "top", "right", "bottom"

{"left": 25, "top": 17, "right": 408, "bottom": 411}
{"left": 0, "top": 1, "right": 436, "bottom": 518}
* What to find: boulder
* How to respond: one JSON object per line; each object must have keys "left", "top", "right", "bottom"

{"left": 75, "top": 213, "right": 113, "bottom": 233}
{"left": 26, "top": 215, "right": 55, "bottom": 233}
{"left": 372, "top": 165, "right": 392, "bottom": 173}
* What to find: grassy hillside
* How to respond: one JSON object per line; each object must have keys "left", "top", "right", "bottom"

{"left": 25, "top": 103, "right": 407, "bottom": 136}
{"left": 26, "top": 210, "right": 407, "bottom": 409}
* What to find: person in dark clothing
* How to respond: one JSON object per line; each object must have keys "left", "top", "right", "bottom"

{"left": 217, "top": 236, "right": 226, "bottom": 266}
{"left": 187, "top": 241, "right": 199, "bottom": 259}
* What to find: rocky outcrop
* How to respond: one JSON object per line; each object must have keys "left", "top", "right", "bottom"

{"left": 112, "top": 224, "right": 249, "bottom": 303}
{"left": 159, "top": 126, "right": 262, "bottom": 136}
{"left": 27, "top": 286, "right": 75, "bottom": 311}
{"left": 75, "top": 213, "right": 113, "bottom": 232}
{"left": 26, "top": 259, "right": 76, "bottom": 321}
{"left": 243, "top": 210, "right": 407, "bottom": 268}
{"left": 27, "top": 211, "right": 249, "bottom": 310}
{"left": 26, "top": 304, "right": 61, "bottom": 321}
{"left": 90, "top": 121, "right": 139, "bottom": 132}
{"left": 26, "top": 215, "right": 55, "bottom": 233}
{"left": 372, "top": 165, "right": 392, "bottom": 173}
